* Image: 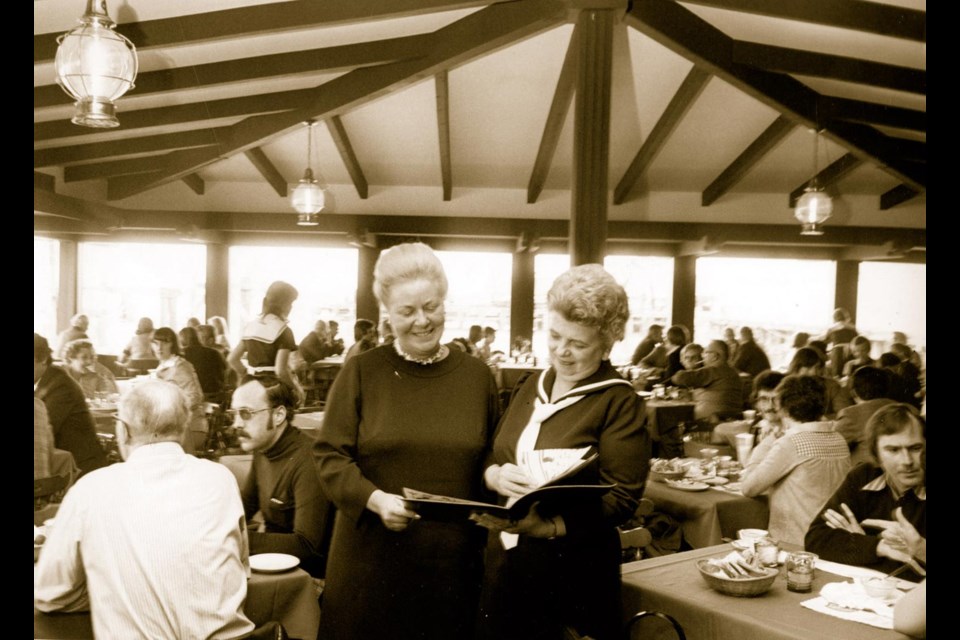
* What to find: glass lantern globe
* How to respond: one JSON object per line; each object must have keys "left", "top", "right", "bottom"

{"left": 54, "top": 1, "right": 138, "bottom": 128}
{"left": 291, "top": 169, "right": 326, "bottom": 225}
{"left": 794, "top": 188, "right": 833, "bottom": 236}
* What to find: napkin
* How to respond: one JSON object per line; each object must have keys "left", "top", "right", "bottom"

{"left": 800, "top": 581, "right": 897, "bottom": 630}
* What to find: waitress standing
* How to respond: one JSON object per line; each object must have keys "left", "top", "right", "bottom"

{"left": 228, "top": 281, "right": 304, "bottom": 403}
{"left": 314, "top": 243, "right": 499, "bottom": 640}
{"left": 475, "top": 264, "right": 650, "bottom": 640}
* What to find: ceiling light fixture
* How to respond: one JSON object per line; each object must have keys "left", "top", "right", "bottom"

{"left": 54, "top": 0, "right": 138, "bottom": 129}
{"left": 794, "top": 128, "right": 833, "bottom": 236}
{"left": 290, "top": 120, "right": 330, "bottom": 226}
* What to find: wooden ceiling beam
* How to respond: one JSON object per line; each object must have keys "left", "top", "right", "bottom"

{"left": 326, "top": 116, "right": 369, "bottom": 200}
{"left": 819, "top": 97, "right": 925, "bottom": 133}
{"left": 181, "top": 173, "right": 205, "bottom": 196}
{"left": 36, "top": 90, "right": 309, "bottom": 143}
{"left": 614, "top": 66, "right": 710, "bottom": 204}
{"left": 35, "top": 171, "right": 55, "bottom": 192}
{"left": 880, "top": 184, "right": 921, "bottom": 210}
{"left": 732, "top": 42, "right": 925, "bottom": 95}
{"left": 35, "top": 35, "right": 430, "bottom": 109}
{"left": 435, "top": 71, "right": 452, "bottom": 201}
{"left": 787, "top": 153, "right": 863, "bottom": 208}
{"left": 88, "top": 206, "right": 927, "bottom": 250}
{"left": 106, "top": 0, "right": 567, "bottom": 201}
{"left": 244, "top": 148, "right": 289, "bottom": 198}
{"left": 626, "top": 0, "right": 925, "bottom": 190}
{"left": 702, "top": 115, "right": 794, "bottom": 206}
{"left": 65, "top": 156, "right": 171, "bottom": 183}
{"left": 35, "top": 129, "right": 222, "bottom": 168}
{"left": 35, "top": 0, "right": 515, "bottom": 62}
{"left": 34, "top": 188, "right": 123, "bottom": 228}
{"left": 679, "top": 0, "right": 925, "bottom": 42}
{"left": 527, "top": 25, "right": 578, "bottom": 204}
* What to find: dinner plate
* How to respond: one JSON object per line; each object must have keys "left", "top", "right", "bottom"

{"left": 249, "top": 553, "right": 299, "bottom": 574}
{"left": 702, "top": 476, "right": 729, "bottom": 486}
{"left": 666, "top": 479, "right": 710, "bottom": 492}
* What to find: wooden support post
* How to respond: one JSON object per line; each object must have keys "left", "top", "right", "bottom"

{"left": 569, "top": 8, "right": 615, "bottom": 266}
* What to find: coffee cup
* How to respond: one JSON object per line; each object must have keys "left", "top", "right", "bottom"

{"left": 737, "top": 528, "right": 769, "bottom": 543}
{"left": 742, "top": 409, "right": 757, "bottom": 422}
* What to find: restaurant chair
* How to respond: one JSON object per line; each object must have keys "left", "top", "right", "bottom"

{"left": 562, "top": 609, "right": 686, "bottom": 640}
{"left": 34, "top": 473, "right": 69, "bottom": 512}
{"left": 619, "top": 498, "right": 655, "bottom": 562}
{"left": 96, "top": 432, "right": 123, "bottom": 465}
{"left": 624, "top": 611, "right": 687, "bottom": 640}
{"left": 203, "top": 401, "right": 238, "bottom": 455}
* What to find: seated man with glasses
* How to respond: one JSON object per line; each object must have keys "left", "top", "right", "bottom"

{"left": 713, "top": 369, "right": 786, "bottom": 449}
{"left": 671, "top": 340, "right": 743, "bottom": 423}
{"left": 232, "top": 374, "right": 334, "bottom": 580}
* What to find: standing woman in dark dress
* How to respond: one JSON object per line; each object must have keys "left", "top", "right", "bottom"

{"left": 314, "top": 242, "right": 500, "bottom": 640}
{"left": 228, "top": 281, "right": 304, "bottom": 403}
{"left": 475, "top": 264, "right": 650, "bottom": 640}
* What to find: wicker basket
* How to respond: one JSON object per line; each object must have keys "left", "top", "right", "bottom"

{"left": 696, "top": 558, "right": 778, "bottom": 597}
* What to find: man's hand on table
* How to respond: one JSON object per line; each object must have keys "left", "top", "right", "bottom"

{"left": 821, "top": 503, "right": 865, "bottom": 534}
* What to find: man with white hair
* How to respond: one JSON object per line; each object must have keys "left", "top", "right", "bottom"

{"left": 672, "top": 340, "right": 743, "bottom": 422}
{"left": 35, "top": 380, "right": 255, "bottom": 639}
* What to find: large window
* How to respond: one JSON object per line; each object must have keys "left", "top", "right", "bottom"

{"left": 695, "top": 257, "right": 836, "bottom": 372}
{"left": 531, "top": 254, "right": 673, "bottom": 365}
{"left": 34, "top": 237, "right": 60, "bottom": 342}
{"left": 78, "top": 242, "right": 207, "bottom": 355}
{"left": 434, "top": 250, "right": 512, "bottom": 354}
{"left": 857, "top": 262, "right": 926, "bottom": 364}
{"left": 229, "top": 246, "right": 358, "bottom": 347}
{"left": 604, "top": 256, "right": 674, "bottom": 365}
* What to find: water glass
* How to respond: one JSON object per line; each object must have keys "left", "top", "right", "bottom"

{"left": 785, "top": 551, "right": 818, "bottom": 593}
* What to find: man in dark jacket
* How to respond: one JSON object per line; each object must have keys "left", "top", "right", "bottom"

{"left": 805, "top": 404, "right": 925, "bottom": 581}
{"left": 34, "top": 333, "right": 107, "bottom": 475}
{"left": 733, "top": 327, "right": 771, "bottom": 377}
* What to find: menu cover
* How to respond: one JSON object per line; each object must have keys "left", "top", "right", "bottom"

{"left": 403, "top": 452, "right": 613, "bottom": 522}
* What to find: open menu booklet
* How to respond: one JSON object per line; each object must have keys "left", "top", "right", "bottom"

{"left": 403, "top": 448, "right": 613, "bottom": 522}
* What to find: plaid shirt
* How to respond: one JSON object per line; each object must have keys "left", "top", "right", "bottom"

{"left": 34, "top": 397, "right": 55, "bottom": 480}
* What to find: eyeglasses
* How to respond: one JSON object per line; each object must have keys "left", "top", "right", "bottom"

{"left": 224, "top": 407, "right": 273, "bottom": 421}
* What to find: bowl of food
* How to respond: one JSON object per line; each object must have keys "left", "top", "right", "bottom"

{"left": 862, "top": 576, "right": 897, "bottom": 600}
{"left": 697, "top": 556, "right": 778, "bottom": 597}
{"left": 649, "top": 458, "right": 686, "bottom": 482}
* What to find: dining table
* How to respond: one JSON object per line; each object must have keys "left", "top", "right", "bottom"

{"left": 620, "top": 543, "right": 912, "bottom": 640}
{"left": 34, "top": 564, "right": 320, "bottom": 640}
{"left": 642, "top": 479, "right": 769, "bottom": 549}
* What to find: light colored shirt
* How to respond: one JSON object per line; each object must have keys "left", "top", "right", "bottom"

{"left": 35, "top": 442, "right": 255, "bottom": 640}
{"left": 740, "top": 421, "right": 851, "bottom": 547}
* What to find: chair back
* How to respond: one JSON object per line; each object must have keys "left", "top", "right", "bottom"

{"left": 563, "top": 609, "right": 686, "bottom": 640}
{"left": 625, "top": 611, "right": 686, "bottom": 640}
{"left": 34, "top": 474, "right": 68, "bottom": 500}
